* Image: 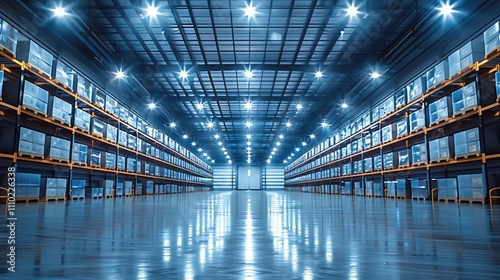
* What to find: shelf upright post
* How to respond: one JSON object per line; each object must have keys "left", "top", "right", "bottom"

{"left": 12, "top": 64, "right": 28, "bottom": 171}
{"left": 115, "top": 121, "right": 120, "bottom": 197}
{"left": 475, "top": 71, "right": 489, "bottom": 198}
{"left": 67, "top": 77, "right": 78, "bottom": 200}
{"left": 423, "top": 97, "right": 432, "bottom": 196}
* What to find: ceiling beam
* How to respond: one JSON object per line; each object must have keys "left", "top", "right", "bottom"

{"left": 157, "top": 95, "right": 330, "bottom": 102}
{"left": 134, "top": 63, "right": 360, "bottom": 74}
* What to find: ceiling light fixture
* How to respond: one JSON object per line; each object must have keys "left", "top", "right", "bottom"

{"left": 247, "top": 134, "right": 252, "bottom": 139}
{"left": 214, "top": 134, "right": 221, "bottom": 140}
{"left": 285, "top": 121, "right": 292, "bottom": 127}
{"left": 296, "top": 104, "right": 303, "bottom": 110}
{"left": 271, "top": 151, "right": 275, "bottom": 155}
{"left": 310, "top": 134, "right": 316, "bottom": 139}
{"left": 115, "top": 69, "right": 125, "bottom": 79}
{"left": 244, "top": 101, "right": 253, "bottom": 110}
{"left": 244, "top": 69, "right": 254, "bottom": 79}
{"left": 247, "top": 147, "right": 252, "bottom": 151}
{"left": 144, "top": 4, "right": 159, "bottom": 18}
{"left": 276, "top": 142, "right": 281, "bottom": 146}
{"left": 228, "top": 160, "right": 232, "bottom": 164}
{"left": 196, "top": 102, "right": 204, "bottom": 111}
{"left": 371, "top": 72, "right": 381, "bottom": 79}
{"left": 267, "top": 159, "right": 271, "bottom": 164}
{"left": 224, "top": 151, "right": 228, "bottom": 155}
{"left": 243, "top": 2, "right": 257, "bottom": 19}
{"left": 315, "top": 71, "right": 323, "bottom": 78}
{"left": 247, "top": 159, "right": 252, "bottom": 164}
{"left": 53, "top": 6, "right": 68, "bottom": 17}
{"left": 212, "top": 160, "right": 215, "bottom": 163}
{"left": 269, "top": 155, "right": 273, "bottom": 159}
{"left": 279, "top": 134, "right": 284, "bottom": 139}
{"left": 287, "top": 156, "right": 291, "bottom": 160}
{"left": 182, "top": 134, "right": 188, "bottom": 139}
{"left": 198, "top": 148, "right": 203, "bottom": 152}
{"left": 179, "top": 70, "right": 189, "bottom": 80}
{"left": 321, "top": 121, "right": 328, "bottom": 128}
{"left": 295, "top": 147, "right": 300, "bottom": 152}
{"left": 207, "top": 121, "right": 215, "bottom": 128}
{"left": 283, "top": 160, "right": 288, "bottom": 164}
{"left": 222, "top": 147, "right": 226, "bottom": 151}
{"left": 247, "top": 141, "right": 251, "bottom": 146}
{"left": 169, "top": 122, "right": 176, "bottom": 128}
{"left": 273, "top": 148, "right": 277, "bottom": 152}
{"left": 191, "top": 142, "right": 196, "bottom": 146}
{"left": 341, "top": 102, "right": 349, "bottom": 109}
{"left": 245, "top": 121, "right": 253, "bottom": 128}
{"left": 346, "top": 3, "right": 359, "bottom": 17}
{"left": 148, "top": 103, "right": 156, "bottom": 109}
{"left": 218, "top": 141, "right": 223, "bottom": 146}
{"left": 302, "top": 142, "right": 307, "bottom": 146}
{"left": 438, "top": 2, "right": 454, "bottom": 16}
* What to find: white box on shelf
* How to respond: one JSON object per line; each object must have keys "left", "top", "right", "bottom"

{"left": 0, "top": 19, "right": 19, "bottom": 55}
{"left": 426, "top": 61, "right": 449, "bottom": 89}
{"left": 76, "top": 76, "right": 93, "bottom": 101}
{"left": 407, "top": 77, "right": 425, "bottom": 102}
{"left": 54, "top": 60, "right": 75, "bottom": 90}
{"left": 17, "top": 40, "right": 53, "bottom": 78}
{"left": 409, "top": 108, "right": 425, "bottom": 132}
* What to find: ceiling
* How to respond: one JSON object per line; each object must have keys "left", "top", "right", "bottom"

{"left": 11, "top": 0, "right": 499, "bottom": 165}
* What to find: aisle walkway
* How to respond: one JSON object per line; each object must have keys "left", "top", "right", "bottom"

{"left": 2, "top": 191, "right": 500, "bottom": 279}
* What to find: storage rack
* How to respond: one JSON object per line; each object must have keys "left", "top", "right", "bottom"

{"left": 0, "top": 18, "right": 213, "bottom": 203}
{"left": 285, "top": 20, "right": 500, "bottom": 205}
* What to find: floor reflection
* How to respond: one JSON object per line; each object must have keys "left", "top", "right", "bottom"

{"left": 1, "top": 191, "right": 500, "bottom": 279}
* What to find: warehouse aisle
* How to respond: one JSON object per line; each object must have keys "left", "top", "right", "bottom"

{"left": 3, "top": 192, "right": 500, "bottom": 279}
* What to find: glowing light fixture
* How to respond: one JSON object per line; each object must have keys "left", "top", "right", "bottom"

{"left": 169, "top": 122, "right": 176, "bottom": 128}
{"left": 310, "top": 134, "right": 315, "bottom": 139}
{"left": 245, "top": 121, "right": 253, "bottom": 128}
{"left": 315, "top": 71, "right": 323, "bottom": 78}
{"left": 371, "top": 72, "right": 381, "bottom": 79}
{"left": 341, "top": 102, "right": 349, "bottom": 109}
{"left": 302, "top": 142, "right": 307, "bottom": 146}
{"left": 207, "top": 121, "right": 214, "bottom": 128}
{"left": 144, "top": 4, "right": 159, "bottom": 18}
{"left": 191, "top": 142, "right": 196, "bottom": 146}
{"left": 285, "top": 121, "right": 292, "bottom": 127}
{"left": 115, "top": 69, "right": 125, "bottom": 79}
{"left": 53, "top": 6, "right": 68, "bottom": 17}
{"left": 295, "top": 147, "right": 300, "bottom": 152}
{"left": 244, "top": 101, "right": 253, "bottom": 110}
{"left": 279, "top": 134, "right": 284, "bottom": 139}
{"left": 347, "top": 4, "right": 359, "bottom": 17}
{"left": 296, "top": 104, "right": 303, "bottom": 110}
{"left": 244, "top": 70, "right": 254, "bottom": 79}
{"left": 438, "top": 2, "right": 454, "bottom": 16}
{"left": 214, "top": 134, "right": 221, "bottom": 140}
{"left": 244, "top": 3, "right": 257, "bottom": 19}
{"left": 196, "top": 102, "right": 204, "bottom": 111}
{"left": 179, "top": 70, "right": 189, "bottom": 80}
{"left": 247, "top": 134, "right": 252, "bottom": 139}
{"left": 182, "top": 134, "right": 188, "bottom": 139}
{"left": 148, "top": 103, "right": 156, "bottom": 109}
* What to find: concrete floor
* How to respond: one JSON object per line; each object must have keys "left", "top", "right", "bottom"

{"left": 2, "top": 191, "right": 500, "bottom": 279}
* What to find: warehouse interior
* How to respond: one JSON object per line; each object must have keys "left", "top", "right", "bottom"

{"left": 1, "top": 0, "right": 500, "bottom": 278}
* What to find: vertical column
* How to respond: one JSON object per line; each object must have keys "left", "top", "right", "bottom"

{"left": 475, "top": 71, "right": 489, "bottom": 197}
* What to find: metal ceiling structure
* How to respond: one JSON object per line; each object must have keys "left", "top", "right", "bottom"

{"left": 8, "top": 0, "right": 499, "bottom": 164}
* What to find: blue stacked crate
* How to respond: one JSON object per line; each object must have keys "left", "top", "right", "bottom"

{"left": 448, "top": 38, "right": 484, "bottom": 77}
{"left": 89, "top": 149, "right": 101, "bottom": 167}
{"left": 426, "top": 61, "right": 449, "bottom": 90}
{"left": 45, "top": 178, "right": 66, "bottom": 198}
{"left": 118, "top": 129, "right": 127, "bottom": 146}
{"left": 17, "top": 40, "right": 53, "bottom": 78}
{"left": 48, "top": 96, "right": 72, "bottom": 125}
{"left": 436, "top": 178, "right": 458, "bottom": 201}
{"left": 396, "top": 179, "right": 411, "bottom": 198}
{"left": 71, "top": 143, "right": 87, "bottom": 165}
{"left": 409, "top": 108, "right": 425, "bottom": 133}
{"left": 117, "top": 155, "right": 125, "bottom": 171}
{"left": 374, "top": 155, "right": 382, "bottom": 171}
{"left": 0, "top": 19, "right": 18, "bottom": 56}
{"left": 115, "top": 182, "right": 123, "bottom": 197}
{"left": 382, "top": 124, "right": 395, "bottom": 143}
{"left": 452, "top": 82, "right": 478, "bottom": 117}
{"left": 383, "top": 152, "right": 395, "bottom": 170}
{"left": 91, "top": 187, "right": 103, "bottom": 199}
{"left": 105, "top": 123, "right": 117, "bottom": 143}
{"left": 136, "top": 183, "right": 143, "bottom": 196}
{"left": 429, "top": 136, "right": 452, "bottom": 163}
{"left": 364, "top": 134, "right": 372, "bottom": 149}
{"left": 373, "top": 182, "right": 384, "bottom": 197}
{"left": 398, "top": 149, "right": 410, "bottom": 167}
{"left": 385, "top": 181, "right": 397, "bottom": 197}
{"left": 124, "top": 181, "right": 133, "bottom": 196}
{"left": 354, "top": 181, "right": 363, "bottom": 196}
{"left": 54, "top": 61, "right": 75, "bottom": 90}
{"left": 136, "top": 160, "right": 142, "bottom": 174}
{"left": 396, "top": 118, "right": 408, "bottom": 138}
{"left": 395, "top": 88, "right": 407, "bottom": 109}
{"left": 484, "top": 21, "right": 500, "bottom": 56}
{"left": 102, "top": 152, "right": 116, "bottom": 169}
{"left": 411, "top": 143, "right": 427, "bottom": 166}
{"left": 104, "top": 180, "right": 114, "bottom": 197}
{"left": 119, "top": 105, "right": 127, "bottom": 122}
{"left": 457, "top": 174, "right": 485, "bottom": 201}
{"left": 45, "top": 136, "right": 70, "bottom": 162}
{"left": 105, "top": 95, "right": 119, "bottom": 116}
{"left": 372, "top": 130, "right": 381, "bottom": 146}
{"left": 362, "top": 111, "right": 371, "bottom": 128}
{"left": 126, "top": 157, "right": 136, "bottom": 173}
{"left": 342, "top": 163, "right": 351, "bottom": 176}
{"left": 127, "top": 134, "right": 137, "bottom": 150}
{"left": 70, "top": 179, "right": 85, "bottom": 199}
{"left": 364, "top": 157, "right": 373, "bottom": 172}
{"left": 379, "top": 96, "right": 395, "bottom": 119}
{"left": 22, "top": 80, "right": 49, "bottom": 115}
{"left": 365, "top": 181, "right": 374, "bottom": 196}
{"left": 127, "top": 112, "right": 137, "bottom": 128}
{"left": 411, "top": 179, "right": 428, "bottom": 199}
{"left": 371, "top": 107, "right": 380, "bottom": 123}
{"left": 18, "top": 127, "right": 45, "bottom": 158}
{"left": 91, "top": 118, "right": 105, "bottom": 138}
{"left": 76, "top": 76, "right": 93, "bottom": 101}
{"left": 93, "top": 89, "right": 106, "bottom": 109}
{"left": 407, "top": 76, "right": 426, "bottom": 102}
{"left": 74, "top": 108, "right": 91, "bottom": 132}
{"left": 342, "top": 181, "right": 352, "bottom": 195}
{"left": 454, "top": 127, "right": 480, "bottom": 158}
{"left": 16, "top": 173, "right": 41, "bottom": 199}
{"left": 429, "top": 96, "right": 451, "bottom": 126}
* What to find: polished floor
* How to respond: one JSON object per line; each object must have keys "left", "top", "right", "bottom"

{"left": 2, "top": 191, "right": 500, "bottom": 279}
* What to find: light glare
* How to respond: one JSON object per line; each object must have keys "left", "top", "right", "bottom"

{"left": 244, "top": 3, "right": 257, "bottom": 19}
{"left": 53, "top": 7, "right": 68, "bottom": 17}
